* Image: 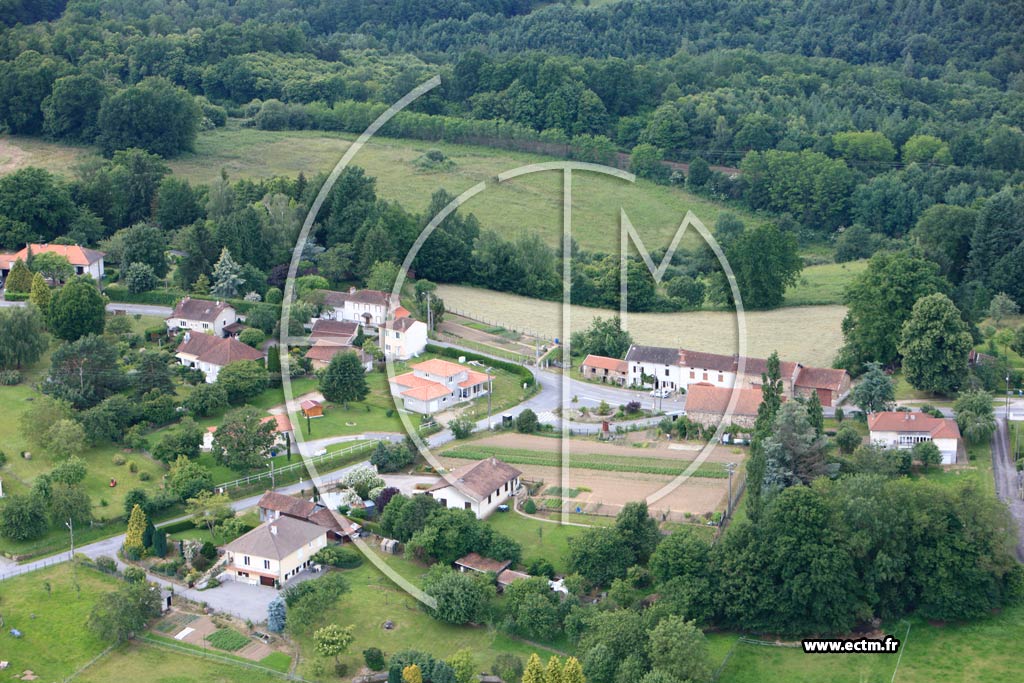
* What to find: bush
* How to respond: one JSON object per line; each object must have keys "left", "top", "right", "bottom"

{"left": 450, "top": 416, "right": 475, "bottom": 439}
{"left": 523, "top": 499, "right": 537, "bottom": 514}
{"left": 313, "top": 545, "right": 363, "bottom": 569}
{"left": 516, "top": 409, "right": 539, "bottom": 433}
{"left": 138, "top": 471, "right": 151, "bottom": 481}
{"left": 0, "top": 370, "right": 22, "bottom": 385}
{"left": 112, "top": 454, "right": 126, "bottom": 466}
{"left": 364, "top": 647, "right": 386, "bottom": 671}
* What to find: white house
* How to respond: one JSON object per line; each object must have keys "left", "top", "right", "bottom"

{"left": 222, "top": 516, "right": 328, "bottom": 587}
{"left": 175, "top": 331, "right": 263, "bottom": 382}
{"left": 379, "top": 315, "right": 428, "bottom": 360}
{"left": 0, "top": 244, "right": 105, "bottom": 282}
{"left": 321, "top": 288, "right": 393, "bottom": 327}
{"left": 624, "top": 344, "right": 851, "bottom": 406}
{"left": 388, "top": 358, "right": 491, "bottom": 414}
{"left": 868, "top": 411, "right": 965, "bottom": 465}
{"left": 427, "top": 458, "right": 522, "bottom": 519}
{"left": 166, "top": 297, "right": 239, "bottom": 337}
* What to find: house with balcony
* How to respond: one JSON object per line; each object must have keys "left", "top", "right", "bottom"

{"left": 166, "top": 297, "right": 239, "bottom": 337}
{"left": 388, "top": 358, "right": 491, "bottom": 414}
{"left": 222, "top": 516, "right": 328, "bottom": 587}
{"left": 868, "top": 411, "right": 964, "bottom": 465}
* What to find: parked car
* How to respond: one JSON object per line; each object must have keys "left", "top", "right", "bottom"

{"left": 649, "top": 388, "right": 671, "bottom": 398}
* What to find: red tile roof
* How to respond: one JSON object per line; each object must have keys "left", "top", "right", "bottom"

{"left": 458, "top": 369, "right": 491, "bottom": 388}
{"left": 4, "top": 243, "right": 104, "bottom": 267}
{"left": 257, "top": 491, "right": 317, "bottom": 518}
{"left": 176, "top": 333, "right": 263, "bottom": 366}
{"left": 260, "top": 414, "right": 293, "bottom": 433}
{"left": 169, "top": 297, "right": 234, "bottom": 323}
{"left": 401, "top": 383, "right": 452, "bottom": 401}
{"left": 684, "top": 383, "right": 766, "bottom": 417}
{"left": 497, "top": 569, "right": 531, "bottom": 586}
{"left": 305, "top": 339, "right": 354, "bottom": 363}
{"left": 581, "top": 354, "right": 628, "bottom": 373}
{"left": 310, "top": 319, "right": 359, "bottom": 340}
{"left": 793, "top": 366, "right": 848, "bottom": 392}
{"left": 429, "top": 458, "right": 522, "bottom": 500}
{"left": 411, "top": 358, "right": 465, "bottom": 378}
{"left": 868, "top": 412, "right": 961, "bottom": 439}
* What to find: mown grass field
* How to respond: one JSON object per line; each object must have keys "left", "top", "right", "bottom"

{"left": 74, "top": 641, "right": 287, "bottom": 683}
{"left": 0, "top": 563, "right": 119, "bottom": 681}
{"left": 716, "top": 606, "right": 1024, "bottom": 683}
{"left": 444, "top": 444, "right": 729, "bottom": 478}
{"left": 2, "top": 127, "right": 761, "bottom": 254}
{"left": 437, "top": 284, "right": 847, "bottom": 367}
{"left": 784, "top": 260, "right": 866, "bottom": 306}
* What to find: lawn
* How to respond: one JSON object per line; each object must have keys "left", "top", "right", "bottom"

{"left": 715, "top": 605, "right": 1024, "bottom": 683}
{"left": 74, "top": 641, "right": 287, "bottom": 683}
{"left": 0, "top": 563, "right": 120, "bottom": 681}
{"left": 444, "top": 444, "right": 729, "bottom": 478}
{"left": 4, "top": 127, "right": 762, "bottom": 255}
{"left": 783, "top": 260, "right": 867, "bottom": 306}
{"left": 290, "top": 559, "right": 561, "bottom": 679}
{"left": 484, "top": 511, "right": 592, "bottom": 575}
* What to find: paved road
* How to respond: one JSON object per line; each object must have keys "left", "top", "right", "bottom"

{"left": 991, "top": 417, "right": 1024, "bottom": 562}
{"left": 0, "top": 298, "right": 173, "bottom": 317}
{"left": 0, "top": 459, "right": 371, "bottom": 582}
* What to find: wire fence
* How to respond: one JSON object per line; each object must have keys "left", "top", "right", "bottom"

{"left": 0, "top": 552, "right": 71, "bottom": 582}
{"left": 140, "top": 634, "right": 314, "bottom": 681}
{"left": 63, "top": 644, "right": 116, "bottom": 682}
{"left": 214, "top": 440, "right": 378, "bottom": 491}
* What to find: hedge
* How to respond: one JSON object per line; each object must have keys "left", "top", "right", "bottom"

{"left": 425, "top": 343, "right": 535, "bottom": 387}
{"left": 104, "top": 286, "right": 282, "bottom": 317}
{"left": 158, "top": 518, "right": 196, "bottom": 534}
{"left": 3, "top": 292, "right": 30, "bottom": 302}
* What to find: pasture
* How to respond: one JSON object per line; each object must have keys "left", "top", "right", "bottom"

{"left": 436, "top": 284, "right": 847, "bottom": 367}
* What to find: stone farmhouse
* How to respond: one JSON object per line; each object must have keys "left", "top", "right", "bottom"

{"left": 580, "top": 354, "right": 629, "bottom": 385}
{"left": 684, "top": 383, "right": 771, "bottom": 429}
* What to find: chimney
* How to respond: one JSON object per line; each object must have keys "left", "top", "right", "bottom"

{"left": 349, "top": 286, "right": 356, "bottom": 294}
{"left": 270, "top": 524, "right": 277, "bottom": 535}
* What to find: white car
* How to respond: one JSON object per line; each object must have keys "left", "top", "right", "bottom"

{"left": 649, "top": 388, "right": 671, "bottom": 398}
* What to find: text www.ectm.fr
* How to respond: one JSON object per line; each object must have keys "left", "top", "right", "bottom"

{"left": 802, "top": 637, "right": 901, "bottom": 654}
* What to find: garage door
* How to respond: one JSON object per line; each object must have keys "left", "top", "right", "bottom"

{"left": 260, "top": 575, "right": 275, "bottom": 587}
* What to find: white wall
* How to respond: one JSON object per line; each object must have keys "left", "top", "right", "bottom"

{"left": 430, "top": 476, "right": 519, "bottom": 519}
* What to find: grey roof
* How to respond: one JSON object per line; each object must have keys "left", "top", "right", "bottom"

{"left": 223, "top": 516, "right": 326, "bottom": 560}
{"left": 624, "top": 344, "right": 681, "bottom": 366}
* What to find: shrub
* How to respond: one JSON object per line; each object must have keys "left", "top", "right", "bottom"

{"left": 516, "top": 409, "right": 539, "bottom": 433}
{"left": 191, "top": 554, "right": 211, "bottom": 571}
{"left": 138, "top": 471, "right": 151, "bottom": 481}
{"left": 313, "top": 545, "right": 363, "bottom": 569}
{"left": 128, "top": 461, "right": 138, "bottom": 473}
{"left": 112, "top": 454, "right": 126, "bottom": 466}
{"left": 450, "top": 416, "right": 475, "bottom": 439}
{"left": 523, "top": 499, "right": 537, "bottom": 514}
{"left": 0, "top": 370, "right": 22, "bottom": 385}
{"left": 364, "top": 647, "right": 386, "bottom": 671}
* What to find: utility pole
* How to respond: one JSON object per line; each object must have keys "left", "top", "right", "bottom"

{"left": 65, "top": 518, "right": 75, "bottom": 586}
{"left": 724, "top": 463, "right": 737, "bottom": 518}
{"left": 1006, "top": 374, "right": 1011, "bottom": 417}
{"left": 487, "top": 367, "right": 493, "bottom": 430}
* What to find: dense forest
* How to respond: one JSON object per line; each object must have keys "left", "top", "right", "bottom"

{"left": 1, "top": 0, "right": 1023, "bottom": 365}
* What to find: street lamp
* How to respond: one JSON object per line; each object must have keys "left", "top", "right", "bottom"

{"left": 724, "top": 463, "right": 737, "bottom": 519}
{"left": 1006, "top": 375, "right": 1011, "bottom": 416}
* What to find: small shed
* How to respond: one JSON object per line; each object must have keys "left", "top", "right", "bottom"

{"left": 300, "top": 399, "right": 323, "bottom": 418}
{"left": 454, "top": 552, "right": 511, "bottom": 576}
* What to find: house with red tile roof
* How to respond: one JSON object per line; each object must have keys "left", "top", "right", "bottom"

{"left": 388, "top": 357, "right": 491, "bottom": 414}
{"left": 580, "top": 354, "right": 628, "bottom": 385}
{"left": 175, "top": 330, "right": 263, "bottom": 382}
{"left": 166, "top": 297, "right": 239, "bottom": 337}
{"left": 0, "top": 243, "right": 105, "bottom": 282}
{"left": 868, "top": 411, "right": 964, "bottom": 465}
{"left": 683, "top": 383, "right": 773, "bottom": 429}
{"left": 428, "top": 458, "right": 522, "bottom": 519}
{"left": 624, "top": 344, "right": 850, "bottom": 406}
